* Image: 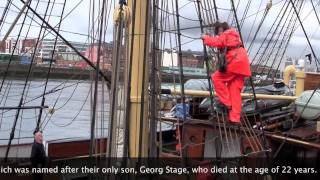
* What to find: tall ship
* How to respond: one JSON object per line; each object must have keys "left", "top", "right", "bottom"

{"left": 0, "top": 0, "right": 320, "bottom": 179}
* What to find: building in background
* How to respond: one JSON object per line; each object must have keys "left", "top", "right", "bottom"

{"left": 84, "top": 42, "right": 115, "bottom": 70}
{"left": 161, "top": 49, "right": 205, "bottom": 77}
{"left": 162, "top": 50, "right": 178, "bottom": 67}
{"left": 283, "top": 57, "right": 317, "bottom": 73}
{"left": 0, "top": 38, "right": 38, "bottom": 65}
{"left": 284, "top": 57, "right": 293, "bottom": 67}
{"left": 3, "top": 38, "right": 18, "bottom": 54}
{"left": 0, "top": 38, "right": 115, "bottom": 69}
{"left": 36, "top": 39, "right": 91, "bottom": 68}
{"left": 181, "top": 50, "right": 204, "bottom": 68}
{"left": 162, "top": 49, "right": 204, "bottom": 68}
{"left": 0, "top": 38, "right": 38, "bottom": 55}
{"left": 39, "top": 39, "right": 88, "bottom": 59}
{"left": 0, "top": 41, "right": 5, "bottom": 52}
{"left": 20, "top": 38, "right": 38, "bottom": 55}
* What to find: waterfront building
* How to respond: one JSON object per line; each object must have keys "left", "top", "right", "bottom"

{"left": 0, "top": 38, "right": 38, "bottom": 55}
{"left": 84, "top": 42, "right": 115, "bottom": 70}
{"left": 38, "top": 39, "right": 88, "bottom": 59}
{"left": 162, "top": 49, "right": 204, "bottom": 68}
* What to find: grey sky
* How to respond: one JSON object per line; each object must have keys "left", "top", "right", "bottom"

{"left": 1, "top": 0, "right": 320, "bottom": 62}
{"left": 0, "top": 0, "right": 115, "bottom": 42}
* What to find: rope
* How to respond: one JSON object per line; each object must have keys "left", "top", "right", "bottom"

{"left": 289, "top": 0, "right": 320, "bottom": 71}
{"left": 273, "top": 87, "right": 319, "bottom": 158}
{"left": 174, "top": 0, "right": 187, "bottom": 122}
{"left": 43, "top": 85, "right": 91, "bottom": 129}
{"left": 240, "top": 0, "right": 253, "bottom": 29}
{"left": 4, "top": 0, "right": 51, "bottom": 162}
{"left": 198, "top": 0, "right": 233, "bottom": 156}
{"left": 0, "top": 0, "right": 34, "bottom": 93}
{"left": 38, "top": 0, "right": 109, "bottom": 138}
{"left": 246, "top": 3, "right": 270, "bottom": 52}
{"left": 194, "top": 0, "right": 215, "bottom": 125}
{"left": 20, "top": 0, "right": 111, "bottom": 86}
{"left": 0, "top": 0, "right": 13, "bottom": 31}
{"left": 36, "top": 0, "right": 67, "bottom": 132}
{"left": 230, "top": 0, "right": 270, "bottom": 155}
{"left": 89, "top": 0, "right": 106, "bottom": 158}
{"left": 257, "top": 1, "right": 297, "bottom": 80}
{"left": 0, "top": 81, "right": 12, "bottom": 130}
{"left": 267, "top": 1, "right": 302, "bottom": 81}
{"left": 250, "top": 2, "right": 286, "bottom": 65}
{"left": 245, "top": 0, "right": 263, "bottom": 47}
{"left": 107, "top": 0, "right": 125, "bottom": 159}
{"left": 123, "top": 0, "right": 137, "bottom": 160}
{"left": 150, "top": 0, "right": 159, "bottom": 157}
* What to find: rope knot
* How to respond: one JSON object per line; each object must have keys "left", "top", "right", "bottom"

{"left": 113, "top": 4, "right": 131, "bottom": 27}
{"left": 266, "top": 0, "right": 272, "bottom": 11}
{"left": 48, "top": 107, "right": 55, "bottom": 114}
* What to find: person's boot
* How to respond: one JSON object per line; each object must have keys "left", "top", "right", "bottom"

{"left": 215, "top": 100, "right": 231, "bottom": 114}
{"left": 227, "top": 115, "right": 241, "bottom": 129}
{"left": 228, "top": 120, "right": 241, "bottom": 128}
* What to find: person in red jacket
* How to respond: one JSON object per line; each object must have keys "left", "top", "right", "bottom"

{"left": 202, "top": 22, "right": 251, "bottom": 123}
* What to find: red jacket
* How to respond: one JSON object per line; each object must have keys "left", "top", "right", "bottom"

{"left": 203, "top": 28, "right": 251, "bottom": 77}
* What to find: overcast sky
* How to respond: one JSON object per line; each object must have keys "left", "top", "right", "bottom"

{"left": 1, "top": 0, "right": 320, "bottom": 64}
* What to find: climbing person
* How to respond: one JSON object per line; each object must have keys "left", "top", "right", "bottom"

{"left": 201, "top": 22, "right": 251, "bottom": 124}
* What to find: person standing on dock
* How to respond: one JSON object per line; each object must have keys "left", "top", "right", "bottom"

{"left": 201, "top": 22, "right": 251, "bottom": 124}
{"left": 30, "top": 130, "right": 46, "bottom": 180}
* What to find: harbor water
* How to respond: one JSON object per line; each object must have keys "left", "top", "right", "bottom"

{"left": 0, "top": 79, "right": 109, "bottom": 145}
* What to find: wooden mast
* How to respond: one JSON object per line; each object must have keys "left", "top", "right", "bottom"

{"left": 127, "top": 0, "right": 150, "bottom": 157}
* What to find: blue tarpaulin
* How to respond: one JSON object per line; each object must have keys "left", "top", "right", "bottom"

{"left": 20, "top": 55, "right": 31, "bottom": 65}
{"left": 173, "top": 103, "right": 190, "bottom": 119}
